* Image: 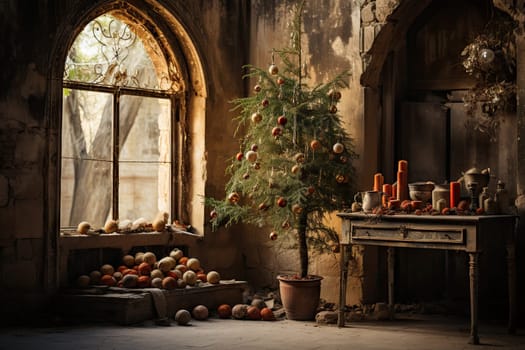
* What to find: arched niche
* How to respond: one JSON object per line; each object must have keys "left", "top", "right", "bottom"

{"left": 44, "top": 0, "right": 209, "bottom": 291}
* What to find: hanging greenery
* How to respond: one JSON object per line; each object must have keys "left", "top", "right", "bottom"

{"left": 460, "top": 12, "right": 517, "bottom": 141}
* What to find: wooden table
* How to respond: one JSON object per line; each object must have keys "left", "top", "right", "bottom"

{"left": 337, "top": 212, "right": 517, "bottom": 345}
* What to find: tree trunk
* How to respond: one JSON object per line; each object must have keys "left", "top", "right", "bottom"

{"left": 298, "top": 210, "right": 309, "bottom": 278}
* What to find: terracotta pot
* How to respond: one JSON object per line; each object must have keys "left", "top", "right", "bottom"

{"left": 277, "top": 274, "right": 322, "bottom": 320}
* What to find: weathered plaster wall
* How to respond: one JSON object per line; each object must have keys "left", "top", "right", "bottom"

{"left": 0, "top": 0, "right": 250, "bottom": 319}
{"left": 240, "top": 0, "right": 367, "bottom": 305}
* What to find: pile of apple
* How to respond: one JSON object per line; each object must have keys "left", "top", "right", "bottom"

{"left": 74, "top": 248, "right": 221, "bottom": 290}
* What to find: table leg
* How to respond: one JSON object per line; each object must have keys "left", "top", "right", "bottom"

{"left": 506, "top": 243, "right": 517, "bottom": 334}
{"left": 338, "top": 244, "right": 350, "bottom": 327}
{"left": 387, "top": 247, "right": 395, "bottom": 319}
{"left": 468, "top": 252, "right": 479, "bottom": 345}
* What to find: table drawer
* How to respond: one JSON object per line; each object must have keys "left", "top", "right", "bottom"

{"left": 351, "top": 224, "right": 465, "bottom": 244}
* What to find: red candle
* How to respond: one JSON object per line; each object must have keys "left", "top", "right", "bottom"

{"left": 398, "top": 160, "right": 408, "bottom": 172}
{"left": 374, "top": 173, "right": 384, "bottom": 192}
{"left": 392, "top": 183, "right": 397, "bottom": 199}
{"left": 450, "top": 181, "right": 460, "bottom": 208}
{"left": 397, "top": 170, "right": 408, "bottom": 201}
{"left": 382, "top": 184, "right": 392, "bottom": 207}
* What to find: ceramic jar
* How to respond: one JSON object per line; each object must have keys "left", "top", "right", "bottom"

{"left": 432, "top": 184, "right": 450, "bottom": 209}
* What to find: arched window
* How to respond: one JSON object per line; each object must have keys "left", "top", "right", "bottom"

{"left": 60, "top": 12, "right": 185, "bottom": 230}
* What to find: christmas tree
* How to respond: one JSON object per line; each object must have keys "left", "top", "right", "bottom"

{"left": 206, "top": 0, "right": 357, "bottom": 278}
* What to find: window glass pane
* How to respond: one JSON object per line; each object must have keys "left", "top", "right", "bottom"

{"left": 61, "top": 89, "right": 113, "bottom": 228}
{"left": 119, "top": 95, "right": 171, "bottom": 222}
{"left": 64, "top": 13, "right": 179, "bottom": 92}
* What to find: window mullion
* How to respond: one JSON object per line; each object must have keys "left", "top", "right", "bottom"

{"left": 113, "top": 90, "right": 120, "bottom": 220}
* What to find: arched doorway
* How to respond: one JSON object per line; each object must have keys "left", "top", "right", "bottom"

{"left": 361, "top": 0, "right": 516, "bottom": 315}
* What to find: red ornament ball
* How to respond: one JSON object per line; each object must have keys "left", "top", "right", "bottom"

{"left": 260, "top": 307, "right": 275, "bottom": 321}
{"left": 246, "top": 306, "right": 261, "bottom": 320}
{"left": 277, "top": 197, "right": 287, "bottom": 207}
{"left": 254, "top": 84, "right": 262, "bottom": 93}
{"left": 272, "top": 126, "right": 282, "bottom": 137}
{"left": 277, "top": 115, "right": 287, "bottom": 126}
{"left": 236, "top": 152, "right": 243, "bottom": 161}
{"left": 217, "top": 304, "right": 232, "bottom": 319}
{"left": 269, "top": 231, "right": 278, "bottom": 240}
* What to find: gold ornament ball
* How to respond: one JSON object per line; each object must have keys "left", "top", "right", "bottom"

{"left": 251, "top": 112, "right": 263, "bottom": 124}
{"left": 254, "top": 84, "right": 262, "bottom": 93}
{"left": 228, "top": 192, "right": 240, "bottom": 203}
{"left": 310, "top": 139, "right": 321, "bottom": 150}
{"left": 292, "top": 204, "right": 303, "bottom": 215}
{"left": 291, "top": 164, "right": 300, "bottom": 174}
{"left": 294, "top": 153, "right": 305, "bottom": 163}
{"left": 336, "top": 174, "right": 347, "bottom": 183}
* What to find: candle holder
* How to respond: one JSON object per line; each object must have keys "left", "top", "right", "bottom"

{"left": 468, "top": 182, "right": 478, "bottom": 212}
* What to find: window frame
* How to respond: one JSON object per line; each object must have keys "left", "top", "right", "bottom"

{"left": 61, "top": 79, "right": 184, "bottom": 227}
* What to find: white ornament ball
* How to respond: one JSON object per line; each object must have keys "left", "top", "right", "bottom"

{"left": 192, "top": 305, "right": 209, "bottom": 320}
{"left": 245, "top": 150, "right": 258, "bottom": 163}
{"left": 187, "top": 258, "right": 201, "bottom": 271}
{"left": 332, "top": 142, "right": 345, "bottom": 154}
{"left": 170, "top": 248, "right": 184, "bottom": 261}
{"left": 77, "top": 221, "right": 90, "bottom": 234}
{"left": 207, "top": 271, "right": 221, "bottom": 284}
{"left": 175, "top": 309, "right": 192, "bottom": 325}
{"left": 151, "top": 277, "right": 163, "bottom": 288}
{"left": 183, "top": 270, "right": 197, "bottom": 286}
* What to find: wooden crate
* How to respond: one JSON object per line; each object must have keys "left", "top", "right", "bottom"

{"left": 56, "top": 281, "right": 248, "bottom": 325}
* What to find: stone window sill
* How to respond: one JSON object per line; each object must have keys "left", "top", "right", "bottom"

{"left": 59, "top": 230, "right": 202, "bottom": 253}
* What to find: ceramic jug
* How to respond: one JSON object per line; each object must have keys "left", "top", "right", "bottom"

{"left": 354, "top": 191, "right": 382, "bottom": 213}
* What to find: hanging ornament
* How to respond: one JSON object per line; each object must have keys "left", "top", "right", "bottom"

{"left": 306, "top": 186, "right": 315, "bottom": 195}
{"left": 228, "top": 192, "right": 240, "bottom": 203}
{"left": 251, "top": 144, "right": 259, "bottom": 152}
{"left": 291, "top": 164, "right": 300, "bottom": 174}
{"left": 253, "top": 162, "right": 261, "bottom": 170}
{"left": 272, "top": 126, "right": 283, "bottom": 138}
{"left": 269, "top": 231, "right": 278, "bottom": 240}
{"left": 268, "top": 64, "right": 279, "bottom": 75}
{"left": 276, "top": 77, "right": 285, "bottom": 85}
{"left": 254, "top": 84, "right": 262, "bottom": 93}
{"left": 479, "top": 48, "right": 495, "bottom": 65}
{"left": 251, "top": 112, "right": 263, "bottom": 124}
{"left": 329, "top": 105, "right": 338, "bottom": 114}
{"left": 277, "top": 197, "right": 287, "bottom": 207}
{"left": 209, "top": 210, "right": 218, "bottom": 219}
{"left": 277, "top": 115, "right": 288, "bottom": 126}
{"left": 310, "top": 139, "right": 321, "bottom": 151}
{"left": 258, "top": 202, "right": 269, "bottom": 211}
{"left": 339, "top": 155, "right": 348, "bottom": 164}
{"left": 246, "top": 150, "right": 258, "bottom": 163}
{"left": 292, "top": 204, "right": 303, "bottom": 215}
{"left": 332, "top": 143, "right": 344, "bottom": 154}
{"left": 236, "top": 152, "right": 244, "bottom": 161}
{"left": 242, "top": 172, "right": 250, "bottom": 179}
{"left": 262, "top": 99, "right": 270, "bottom": 107}
{"left": 335, "top": 174, "right": 346, "bottom": 183}
{"left": 281, "top": 220, "right": 290, "bottom": 229}
{"left": 328, "top": 89, "right": 342, "bottom": 101}
{"left": 294, "top": 153, "right": 305, "bottom": 163}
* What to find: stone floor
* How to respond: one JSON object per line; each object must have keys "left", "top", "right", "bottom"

{"left": 1, "top": 314, "right": 524, "bottom": 350}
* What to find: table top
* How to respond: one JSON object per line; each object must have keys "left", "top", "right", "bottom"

{"left": 337, "top": 211, "right": 517, "bottom": 224}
